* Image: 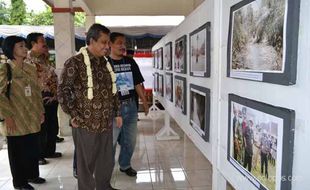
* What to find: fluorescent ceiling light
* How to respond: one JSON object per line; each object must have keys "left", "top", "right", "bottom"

{"left": 96, "top": 16, "right": 184, "bottom": 27}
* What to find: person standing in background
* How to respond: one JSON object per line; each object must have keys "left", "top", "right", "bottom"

{"left": 25, "top": 33, "right": 62, "bottom": 165}
{"left": 109, "top": 32, "right": 149, "bottom": 177}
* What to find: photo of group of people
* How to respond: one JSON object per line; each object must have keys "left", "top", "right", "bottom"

{"left": 228, "top": 97, "right": 285, "bottom": 190}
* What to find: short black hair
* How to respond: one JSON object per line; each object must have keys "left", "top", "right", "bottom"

{"left": 110, "top": 32, "right": 125, "bottom": 43}
{"left": 2, "top": 36, "right": 26, "bottom": 60}
{"left": 86, "top": 24, "right": 110, "bottom": 45}
{"left": 26, "top": 32, "right": 44, "bottom": 49}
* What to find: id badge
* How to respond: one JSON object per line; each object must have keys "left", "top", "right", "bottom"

{"left": 25, "top": 85, "right": 32, "bottom": 97}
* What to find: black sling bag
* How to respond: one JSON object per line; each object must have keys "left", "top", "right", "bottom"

{"left": 0, "top": 63, "right": 12, "bottom": 122}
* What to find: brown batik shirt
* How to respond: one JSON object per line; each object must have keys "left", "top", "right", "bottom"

{"left": 57, "top": 50, "right": 121, "bottom": 133}
{"left": 25, "top": 51, "right": 58, "bottom": 97}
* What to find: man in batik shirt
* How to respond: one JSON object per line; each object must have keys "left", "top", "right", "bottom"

{"left": 25, "top": 33, "right": 62, "bottom": 165}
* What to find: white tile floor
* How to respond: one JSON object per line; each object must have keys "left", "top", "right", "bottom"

{"left": 0, "top": 114, "right": 212, "bottom": 190}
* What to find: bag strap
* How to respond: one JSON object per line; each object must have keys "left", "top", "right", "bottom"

{"left": 5, "top": 63, "right": 12, "bottom": 100}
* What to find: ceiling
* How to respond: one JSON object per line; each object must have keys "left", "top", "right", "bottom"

{"left": 43, "top": 0, "right": 204, "bottom": 16}
{"left": 41, "top": 0, "right": 205, "bottom": 50}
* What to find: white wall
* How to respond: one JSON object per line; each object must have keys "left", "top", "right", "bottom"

{"left": 152, "top": 0, "right": 310, "bottom": 189}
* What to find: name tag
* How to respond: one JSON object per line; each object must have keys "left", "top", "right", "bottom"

{"left": 25, "top": 85, "right": 32, "bottom": 97}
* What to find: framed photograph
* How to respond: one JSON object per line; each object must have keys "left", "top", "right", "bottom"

{"left": 227, "top": 0, "right": 300, "bottom": 85}
{"left": 174, "top": 35, "right": 187, "bottom": 74}
{"left": 164, "top": 42, "right": 173, "bottom": 71}
{"left": 190, "top": 22, "right": 211, "bottom": 77}
{"left": 152, "top": 51, "right": 156, "bottom": 68}
{"left": 174, "top": 75, "right": 187, "bottom": 114}
{"left": 165, "top": 72, "right": 173, "bottom": 102}
{"left": 158, "top": 74, "right": 164, "bottom": 96}
{"left": 154, "top": 50, "right": 158, "bottom": 69}
{"left": 153, "top": 72, "right": 159, "bottom": 93}
{"left": 227, "top": 94, "right": 295, "bottom": 190}
{"left": 190, "top": 84, "right": 210, "bottom": 142}
{"left": 158, "top": 48, "right": 163, "bottom": 70}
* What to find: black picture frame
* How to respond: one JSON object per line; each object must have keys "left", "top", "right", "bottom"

{"left": 165, "top": 72, "right": 173, "bottom": 102}
{"left": 189, "top": 84, "right": 211, "bottom": 142}
{"left": 227, "top": 0, "right": 300, "bottom": 85}
{"left": 158, "top": 74, "right": 164, "bottom": 96}
{"left": 158, "top": 47, "right": 163, "bottom": 70}
{"left": 190, "top": 22, "right": 211, "bottom": 77}
{"left": 152, "top": 50, "right": 156, "bottom": 68}
{"left": 164, "top": 42, "right": 173, "bottom": 71}
{"left": 174, "top": 75, "right": 187, "bottom": 114}
{"left": 153, "top": 72, "right": 159, "bottom": 93}
{"left": 154, "top": 50, "right": 158, "bottom": 69}
{"left": 174, "top": 35, "right": 187, "bottom": 74}
{"left": 227, "top": 94, "right": 295, "bottom": 190}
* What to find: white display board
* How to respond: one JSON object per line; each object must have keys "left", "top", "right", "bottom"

{"left": 152, "top": 0, "right": 310, "bottom": 190}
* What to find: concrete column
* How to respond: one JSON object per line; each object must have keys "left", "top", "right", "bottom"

{"left": 53, "top": 0, "right": 75, "bottom": 136}
{"left": 85, "top": 15, "right": 96, "bottom": 32}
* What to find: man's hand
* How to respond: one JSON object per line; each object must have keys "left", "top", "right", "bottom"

{"left": 115, "top": 116, "right": 123, "bottom": 128}
{"left": 143, "top": 102, "right": 149, "bottom": 116}
{"left": 5, "top": 117, "right": 17, "bottom": 134}
{"left": 70, "top": 118, "right": 79, "bottom": 128}
{"left": 43, "top": 96, "right": 57, "bottom": 105}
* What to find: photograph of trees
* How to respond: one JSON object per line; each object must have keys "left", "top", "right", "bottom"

{"left": 230, "top": 0, "right": 285, "bottom": 72}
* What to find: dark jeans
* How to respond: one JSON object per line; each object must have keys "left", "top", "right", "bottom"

{"left": 7, "top": 132, "right": 40, "bottom": 187}
{"left": 113, "top": 99, "right": 138, "bottom": 170}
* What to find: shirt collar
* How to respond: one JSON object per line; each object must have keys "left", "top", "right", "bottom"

{"left": 86, "top": 48, "right": 106, "bottom": 64}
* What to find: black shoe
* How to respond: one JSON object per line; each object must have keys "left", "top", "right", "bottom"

{"left": 14, "top": 183, "right": 34, "bottom": 190}
{"left": 73, "top": 168, "right": 78, "bottom": 179}
{"left": 39, "top": 158, "right": 48, "bottom": 165}
{"left": 45, "top": 152, "right": 62, "bottom": 158}
{"left": 120, "top": 167, "right": 137, "bottom": 177}
{"left": 28, "top": 177, "right": 46, "bottom": 184}
{"left": 56, "top": 136, "right": 64, "bottom": 143}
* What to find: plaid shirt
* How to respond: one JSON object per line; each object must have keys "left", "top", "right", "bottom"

{"left": 58, "top": 50, "right": 121, "bottom": 133}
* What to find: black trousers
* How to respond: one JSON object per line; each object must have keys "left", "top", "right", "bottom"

{"left": 40, "top": 101, "right": 59, "bottom": 157}
{"left": 7, "top": 132, "right": 40, "bottom": 187}
{"left": 44, "top": 102, "right": 59, "bottom": 156}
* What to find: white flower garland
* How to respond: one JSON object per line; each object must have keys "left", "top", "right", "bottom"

{"left": 79, "top": 47, "right": 117, "bottom": 100}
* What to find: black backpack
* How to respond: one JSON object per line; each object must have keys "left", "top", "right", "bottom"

{"left": 0, "top": 63, "right": 12, "bottom": 122}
